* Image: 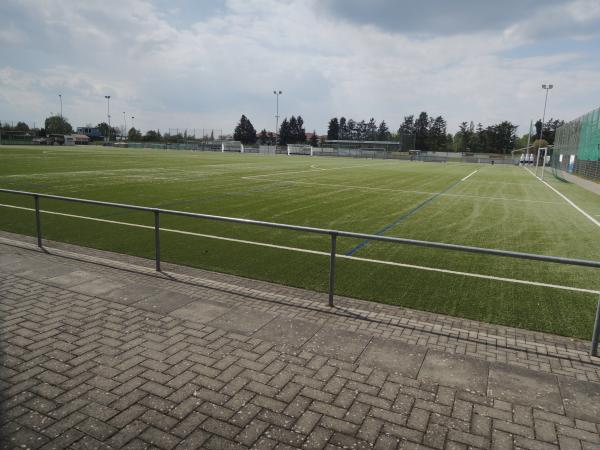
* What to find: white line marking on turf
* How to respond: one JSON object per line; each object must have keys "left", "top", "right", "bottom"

{"left": 461, "top": 169, "right": 479, "bottom": 182}
{"left": 1, "top": 202, "right": 596, "bottom": 295}
{"left": 525, "top": 167, "right": 600, "bottom": 229}
{"left": 243, "top": 179, "right": 563, "bottom": 205}
{"left": 242, "top": 162, "right": 388, "bottom": 179}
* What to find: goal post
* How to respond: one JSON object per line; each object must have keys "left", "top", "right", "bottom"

{"left": 221, "top": 141, "right": 243, "bottom": 153}
{"left": 287, "top": 144, "right": 313, "bottom": 156}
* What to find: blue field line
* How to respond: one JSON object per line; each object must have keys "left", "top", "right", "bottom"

{"left": 344, "top": 176, "right": 466, "bottom": 256}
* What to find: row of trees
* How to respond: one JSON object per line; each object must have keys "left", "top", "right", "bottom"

{"left": 233, "top": 114, "right": 310, "bottom": 145}
{"left": 327, "top": 117, "right": 391, "bottom": 141}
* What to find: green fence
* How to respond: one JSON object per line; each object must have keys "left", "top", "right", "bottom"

{"left": 554, "top": 106, "right": 600, "bottom": 180}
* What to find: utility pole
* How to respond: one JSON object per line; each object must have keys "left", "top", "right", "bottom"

{"left": 535, "top": 84, "right": 553, "bottom": 178}
{"left": 104, "top": 95, "right": 111, "bottom": 143}
{"left": 273, "top": 90, "right": 282, "bottom": 147}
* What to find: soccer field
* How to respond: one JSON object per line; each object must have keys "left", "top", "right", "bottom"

{"left": 1, "top": 145, "right": 599, "bottom": 339}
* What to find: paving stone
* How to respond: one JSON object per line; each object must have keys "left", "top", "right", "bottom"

{"left": 303, "top": 327, "right": 372, "bottom": 362}
{"left": 209, "top": 306, "right": 277, "bottom": 335}
{"left": 418, "top": 350, "right": 489, "bottom": 395}
{"left": 68, "top": 277, "right": 124, "bottom": 296}
{"left": 359, "top": 336, "right": 426, "bottom": 378}
{"left": 2, "top": 239, "right": 600, "bottom": 450}
{"left": 254, "top": 316, "right": 323, "bottom": 347}
{"left": 169, "top": 299, "right": 230, "bottom": 323}
{"left": 134, "top": 290, "right": 197, "bottom": 314}
{"left": 488, "top": 363, "right": 563, "bottom": 414}
{"left": 559, "top": 376, "right": 600, "bottom": 423}
{"left": 45, "top": 269, "right": 102, "bottom": 287}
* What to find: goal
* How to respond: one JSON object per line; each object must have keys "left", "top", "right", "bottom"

{"left": 287, "top": 144, "right": 313, "bottom": 156}
{"left": 222, "top": 141, "right": 242, "bottom": 152}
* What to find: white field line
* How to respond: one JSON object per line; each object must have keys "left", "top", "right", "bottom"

{"left": 525, "top": 167, "right": 600, "bottom": 229}
{"left": 0, "top": 202, "right": 597, "bottom": 295}
{"left": 242, "top": 179, "right": 563, "bottom": 205}
{"left": 461, "top": 169, "right": 479, "bottom": 182}
{"left": 242, "top": 162, "right": 389, "bottom": 179}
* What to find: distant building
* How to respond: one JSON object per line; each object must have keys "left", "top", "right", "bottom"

{"left": 77, "top": 127, "right": 103, "bottom": 140}
{"left": 71, "top": 134, "right": 91, "bottom": 145}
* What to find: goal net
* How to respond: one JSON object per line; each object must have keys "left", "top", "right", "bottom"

{"left": 222, "top": 141, "right": 242, "bottom": 152}
{"left": 287, "top": 144, "right": 313, "bottom": 156}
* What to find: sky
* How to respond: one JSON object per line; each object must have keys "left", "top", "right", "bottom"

{"left": 1, "top": 0, "right": 599, "bottom": 135}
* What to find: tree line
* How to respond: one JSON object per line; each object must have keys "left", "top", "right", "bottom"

{"left": 327, "top": 117, "right": 391, "bottom": 141}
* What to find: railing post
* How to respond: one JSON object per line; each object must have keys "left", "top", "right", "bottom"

{"left": 592, "top": 296, "right": 600, "bottom": 357}
{"left": 154, "top": 210, "right": 161, "bottom": 271}
{"left": 328, "top": 232, "right": 337, "bottom": 307}
{"left": 34, "top": 195, "right": 42, "bottom": 248}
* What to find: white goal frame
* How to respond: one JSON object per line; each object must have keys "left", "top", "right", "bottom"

{"left": 287, "top": 144, "right": 314, "bottom": 156}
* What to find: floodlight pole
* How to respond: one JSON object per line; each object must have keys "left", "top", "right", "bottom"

{"left": 123, "top": 112, "right": 127, "bottom": 140}
{"left": 274, "top": 90, "right": 282, "bottom": 147}
{"left": 105, "top": 96, "right": 111, "bottom": 143}
{"left": 131, "top": 116, "right": 135, "bottom": 132}
{"left": 58, "top": 94, "right": 62, "bottom": 119}
{"left": 535, "top": 84, "right": 553, "bottom": 178}
{"left": 524, "top": 120, "right": 532, "bottom": 165}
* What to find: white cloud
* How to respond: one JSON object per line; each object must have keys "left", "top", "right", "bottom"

{"left": 0, "top": 0, "right": 598, "bottom": 134}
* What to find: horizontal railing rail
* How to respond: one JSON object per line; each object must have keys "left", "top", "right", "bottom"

{"left": 1, "top": 187, "right": 599, "bottom": 356}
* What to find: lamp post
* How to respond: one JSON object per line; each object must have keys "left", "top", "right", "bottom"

{"left": 58, "top": 94, "right": 62, "bottom": 119}
{"left": 535, "top": 84, "right": 553, "bottom": 178}
{"left": 104, "top": 96, "right": 111, "bottom": 143}
{"left": 273, "top": 90, "right": 282, "bottom": 147}
{"left": 123, "top": 112, "right": 126, "bottom": 140}
{"left": 131, "top": 116, "right": 135, "bottom": 131}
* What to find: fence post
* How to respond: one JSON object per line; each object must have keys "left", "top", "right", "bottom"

{"left": 328, "top": 232, "right": 337, "bottom": 307}
{"left": 154, "top": 210, "right": 161, "bottom": 272}
{"left": 592, "top": 296, "right": 600, "bottom": 357}
{"left": 34, "top": 195, "right": 42, "bottom": 248}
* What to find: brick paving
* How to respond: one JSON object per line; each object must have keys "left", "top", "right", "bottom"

{"left": 1, "top": 234, "right": 600, "bottom": 449}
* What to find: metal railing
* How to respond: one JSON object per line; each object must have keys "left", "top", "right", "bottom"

{"left": 1, "top": 187, "right": 600, "bottom": 356}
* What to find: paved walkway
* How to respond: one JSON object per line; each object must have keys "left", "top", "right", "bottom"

{"left": 1, "top": 234, "right": 600, "bottom": 449}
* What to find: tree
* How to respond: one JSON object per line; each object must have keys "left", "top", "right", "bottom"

{"left": 45, "top": 115, "right": 72, "bottom": 134}
{"left": 339, "top": 117, "right": 347, "bottom": 140}
{"left": 143, "top": 130, "right": 161, "bottom": 141}
{"left": 128, "top": 127, "right": 142, "bottom": 140}
{"left": 296, "top": 116, "right": 306, "bottom": 143}
{"left": 258, "top": 129, "right": 269, "bottom": 145}
{"left": 309, "top": 131, "right": 319, "bottom": 147}
{"left": 97, "top": 122, "right": 110, "bottom": 138}
{"left": 426, "top": 116, "right": 447, "bottom": 151}
{"left": 279, "top": 118, "right": 291, "bottom": 145}
{"left": 367, "top": 118, "right": 378, "bottom": 140}
{"left": 542, "top": 118, "right": 564, "bottom": 145}
{"left": 327, "top": 118, "right": 339, "bottom": 140}
{"left": 377, "top": 121, "right": 390, "bottom": 141}
{"left": 233, "top": 115, "right": 257, "bottom": 144}
{"left": 414, "top": 112, "right": 429, "bottom": 150}
{"left": 398, "top": 115, "right": 415, "bottom": 136}
{"left": 14, "top": 122, "right": 29, "bottom": 132}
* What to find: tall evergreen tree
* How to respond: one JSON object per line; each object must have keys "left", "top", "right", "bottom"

{"left": 309, "top": 130, "right": 319, "bottom": 147}
{"left": 398, "top": 115, "right": 415, "bottom": 136}
{"left": 414, "top": 112, "right": 429, "bottom": 150}
{"left": 377, "top": 121, "right": 390, "bottom": 141}
{"left": 367, "top": 118, "right": 378, "bottom": 140}
{"left": 339, "top": 117, "right": 347, "bottom": 140}
{"left": 279, "top": 118, "right": 291, "bottom": 145}
{"left": 327, "top": 118, "right": 339, "bottom": 140}
{"left": 233, "top": 115, "right": 257, "bottom": 144}
{"left": 296, "top": 116, "right": 306, "bottom": 143}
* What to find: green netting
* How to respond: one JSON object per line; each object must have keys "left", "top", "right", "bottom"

{"left": 556, "top": 106, "right": 600, "bottom": 162}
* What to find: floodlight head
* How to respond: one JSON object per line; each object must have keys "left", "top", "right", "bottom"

{"left": 542, "top": 84, "right": 547, "bottom": 89}
{"left": 105, "top": 95, "right": 110, "bottom": 99}
{"left": 549, "top": 84, "right": 553, "bottom": 89}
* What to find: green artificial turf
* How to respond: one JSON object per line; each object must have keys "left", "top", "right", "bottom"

{"left": 1, "top": 145, "right": 599, "bottom": 339}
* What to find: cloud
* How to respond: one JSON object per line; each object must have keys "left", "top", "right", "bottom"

{"left": 0, "top": 0, "right": 598, "bottom": 135}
